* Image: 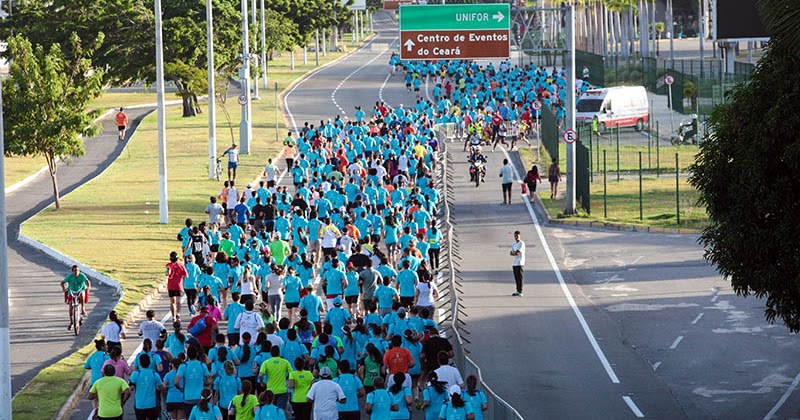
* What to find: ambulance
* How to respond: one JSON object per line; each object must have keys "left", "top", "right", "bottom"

{"left": 575, "top": 86, "right": 649, "bottom": 132}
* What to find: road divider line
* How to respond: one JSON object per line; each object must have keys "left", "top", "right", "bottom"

{"left": 691, "top": 312, "right": 704, "bottom": 325}
{"left": 331, "top": 37, "right": 397, "bottom": 118}
{"left": 669, "top": 335, "right": 684, "bottom": 350}
{"left": 652, "top": 362, "right": 662, "bottom": 371}
{"left": 763, "top": 371, "right": 800, "bottom": 420}
{"left": 501, "top": 147, "right": 621, "bottom": 384}
{"left": 623, "top": 396, "right": 645, "bottom": 417}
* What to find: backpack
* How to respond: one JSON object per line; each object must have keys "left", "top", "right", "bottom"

{"left": 189, "top": 315, "right": 207, "bottom": 336}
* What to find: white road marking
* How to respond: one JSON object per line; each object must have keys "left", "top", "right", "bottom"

{"left": 762, "top": 371, "right": 800, "bottom": 420}
{"left": 501, "top": 147, "right": 620, "bottom": 384}
{"left": 330, "top": 38, "right": 397, "bottom": 118}
{"left": 691, "top": 312, "right": 704, "bottom": 325}
{"left": 630, "top": 256, "right": 644, "bottom": 265}
{"left": 623, "top": 396, "right": 645, "bottom": 417}
{"left": 710, "top": 294, "right": 719, "bottom": 303}
{"left": 379, "top": 72, "right": 392, "bottom": 107}
{"left": 652, "top": 361, "right": 662, "bottom": 371}
{"left": 669, "top": 335, "right": 684, "bottom": 350}
{"left": 605, "top": 302, "right": 699, "bottom": 312}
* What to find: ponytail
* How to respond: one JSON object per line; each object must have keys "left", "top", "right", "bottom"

{"left": 241, "top": 381, "right": 252, "bottom": 407}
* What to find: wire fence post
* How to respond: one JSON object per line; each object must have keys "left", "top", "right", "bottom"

{"left": 675, "top": 152, "right": 680, "bottom": 225}
{"left": 588, "top": 127, "right": 593, "bottom": 182}
{"left": 639, "top": 151, "right": 643, "bottom": 221}
{"left": 616, "top": 124, "right": 620, "bottom": 182}
{"left": 603, "top": 149, "right": 607, "bottom": 218}
{"left": 647, "top": 115, "right": 652, "bottom": 170}
{"left": 656, "top": 120, "right": 660, "bottom": 178}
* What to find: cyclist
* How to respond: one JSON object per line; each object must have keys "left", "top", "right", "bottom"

{"left": 115, "top": 107, "right": 128, "bottom": 141}
{"left": 62, "top": 265, "right": 91, "bottom": 331}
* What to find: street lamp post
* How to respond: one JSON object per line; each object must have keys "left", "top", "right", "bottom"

{"left": 250, "top": 0, "right": 259, "bottom": 100}
{"left": 239, "top": 0, "right": 252, "bottom": 154}
{"left": 206, "top": 0, "right": 217, "bottom": 179}
{"left": 260, "top": 0, "right": 267, "bottom": 89}
{"left": 155, "top": 0, "right": 169, "bottom": 223}
{"left": 0, "top": 64, "right": 13, "bottom": 420}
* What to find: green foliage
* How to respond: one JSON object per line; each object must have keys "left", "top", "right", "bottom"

{"left": 689, "top": 0, "right": 800, "bottom": 331}
{"left": 2, "top": 34, "right": 105, "bottom": 209}
{"left": 260, "top": 8, "right": 299, "bottom": 56}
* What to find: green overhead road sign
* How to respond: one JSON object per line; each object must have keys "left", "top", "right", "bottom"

{"left": 399, "top": 4, "right": 510, "bottom": 31}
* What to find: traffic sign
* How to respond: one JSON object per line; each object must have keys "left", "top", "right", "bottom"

{"left": 664, "top": 75, "right": 674, "bottom": 85}
{"left": 532, "top": 100, "right": 542, "bottom": 111}
{"left": 563, "top": 129, "right": 577, "bottom": 144}
{"left": 237, "top": 94, "right": 248, "bottom": 106}
{"left": 399, "top": 4, "right": 510, "bottom": 60}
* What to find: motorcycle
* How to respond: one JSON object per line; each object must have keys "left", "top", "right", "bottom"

{"left": 671, "top": 114, "right": 700, "bottom": 145}
{"left": 468, "top": 153, "right": 487, "bottom": 187}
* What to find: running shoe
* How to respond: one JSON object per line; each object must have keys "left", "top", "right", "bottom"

{"left": 511, "top": 292, "right": 519, "bottom": 296}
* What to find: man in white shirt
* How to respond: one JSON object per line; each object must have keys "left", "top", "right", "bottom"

{"left": 222, "top": 143, "right": 240, "bottom": 180}
{"left": 433, "top": 351, "right": 464, "bottom": 390}
{"left": 234, "top": 301, "right": 265, "bottom": 346}
{"left": 204, "top": 196, "right": 224, "bottom": 225}
{"left": 138, "top": 310, "right": 165, "bottom": 343}
{"left": 307, "top": 367, "right": 346, "bottom": 420}
{"left": 510, "top": 230, "right": 526, "bottom": 297}
{"left": 499, "top": 158, "right": 514, "bottom": 205}
{"left": 263, "top": 158, "right": 278, "bottom": 187}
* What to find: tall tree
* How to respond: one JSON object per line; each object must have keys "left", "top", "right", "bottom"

{"left": 689, "top": 0, "right": 800, "bottom": 331}
{"left": 2, "top": 34, "right": 105, "bottom": 209}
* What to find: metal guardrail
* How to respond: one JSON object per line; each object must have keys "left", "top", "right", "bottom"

{"left": 434, "top": 125, "right": 525, "bottom": 420}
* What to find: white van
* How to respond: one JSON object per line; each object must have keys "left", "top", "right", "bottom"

{"left": 576, "top": 86, "right": 649, "bottom": 132}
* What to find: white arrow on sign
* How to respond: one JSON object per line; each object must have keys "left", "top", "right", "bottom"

{"left": 493, "top": 11, "right": 504, "bottom": 22}
{"left": 404, "top": 39, "right": 415, "bottom": 51}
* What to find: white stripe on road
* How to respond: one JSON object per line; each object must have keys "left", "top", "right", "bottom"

{"left": 669, "top": 335, "right": 684, "bottom": 350}
{"left": 331, "top": 38, "right": 397, "bottom": 118}
{"left": 763, "top": 371, "right": 800, "bottom": 420}
{"left": 652, "top": 361, "right": 662, "bottom": 371}
{"left": 500, "top": 147, "right": 620, "bottom": 384}
{"left": 623, "top": 396, "right": 645, "bottom": 417}
{"left": 690, "top": 312, "right": 704, "bottom": 325}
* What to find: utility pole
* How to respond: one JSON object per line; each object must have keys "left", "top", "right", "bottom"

{"left": 260, "top": 0, "right": 267, "bottom": 89}
{"left": 0, "top": 65, "right": 12, "bottom": 420}
{"left": 155, "top": 0, "right": 169, "bottom": 223}
{"left": 239, "top": 0, "right": 252, "bottom": 154}
{"left": 667, "top": 0, "right": 675, "bottom": 67}
{"left": 250, "top": 0, "right": 259, "bottom": 100}
{"left": 206, "top": 0, "right": 217, "bottom": 179}
{"left": 564, "top": 3, "right": 577, "bottom": 215}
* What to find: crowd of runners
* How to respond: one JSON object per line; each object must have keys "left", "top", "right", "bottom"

{"left": 85, "top": 96, "right": 492, "bottom": 419}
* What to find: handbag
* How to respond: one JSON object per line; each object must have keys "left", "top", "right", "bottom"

{"left": 521, "top": 182, "right": 528, "bottom": 194}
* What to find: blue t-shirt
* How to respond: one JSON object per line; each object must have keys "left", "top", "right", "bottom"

{"left": 84, "top": 351, "right": 110, "bottom": 385}
{"left": 224, "top": 302, "right": 246, "bottom": 334}
{"left": 177, "top": 360, "right": 210, "bottom": 401}
{"left": 439, "top": 402, "right": 474, "bottom": 420}
{"left": 396, "top": 270, "right": 418, "bottom": 297}
{"left": 390, "top": 387, "right": 413, "bottom": 419}
{"left": 299, "top": 294, "right": 324, "bottom": 322}
{"left": 213, "top": 372, "right": 242, "bottom": 409}
{"left": 375, "top": 285, "right": 398, "bottom": 309}
{"left": 282, "top": 275, "right": 302, "bottom": 303}
{"left": 130, "top": 368, "right": 162, "bottom": 409}
{"left": 463, "top": 390, "right": 488, "bottom": 420}
{"left": 367, "top": 389, "right": 394, "bottom": 420}
{"left": 334, "top": 373, "right": 364, "bottom": 412}
{"left": 255, "top": 404, "right": 287, "bottom": 420}
{"left": 164, "top": 370, "right": 183, "bottom": 403}
{"left": 188, "top": 405, "right": 223, "bottom": 420}
{"left": 423, "top": 387, "right": 449, "bottom": 420}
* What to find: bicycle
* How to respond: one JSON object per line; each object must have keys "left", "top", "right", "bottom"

{"left": 214, "top": 158, "right": 223, "bottom": 182}
{"left": 66, "top": 290, "right": 84, "bottom": 336}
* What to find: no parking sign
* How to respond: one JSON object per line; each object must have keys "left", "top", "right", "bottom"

{"left": 563, "top": 129, "right": 577, "bottom": 144}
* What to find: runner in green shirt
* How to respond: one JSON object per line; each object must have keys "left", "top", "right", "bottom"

{"left": 61, "top": 265, "right": 90, "bottom": 329}
{"left": 88, "top": 364, "right": 131, "bottom": 419}
{"left": 258, "top": 346, "right": 293, "bottom": 410}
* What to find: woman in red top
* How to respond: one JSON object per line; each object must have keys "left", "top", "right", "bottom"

{"left": 524, "top": 164, "right": 542, "bottom": 202}
{"left": 166, "top": 251, "right": 187, "bottom": 320}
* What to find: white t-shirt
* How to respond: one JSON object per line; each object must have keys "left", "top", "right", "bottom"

{"left": 226, "top": 188, "right": 239, "bottom": 208}
{"left": 415, "top": 282, "right": 436, "bottom": 307}
{"left": 266, "top": 333, "right": 284, "bottom": 348}
{"left": 101, "top": 321, "right": 124, "bottom": 342}
{"left": 240, "top": 275, "right": 255, "bottom": 296}
{"left": 264, "top": 164, "right": 277, "bottom": 181}
{"left": 307, "top": 379, "right": 345, "bottom": 420}
{"left": 511, "top": 240, "right": 526, "bottom": 266}
{"left": 321, "top": 226, "right": 339, "bottom": 248}
{"left": 138, "top": 319, "right": 165, "bottom": 344}
{"left": 205, "top": 203, "right": 224, "bottom": 224}
{"left": 226, "top": 148, "right": 239, "bottom": 163}
{"left": 235, "top": 311, "right": 265, "bottom": 346}
{"left": 434, "top": 364, "right": 464, "bottom": 390}
{"left": 500, "top": 165, "right": 514, "bottom": 184}
{"left": 265, "top": 273, "right": 283, "bottom": 296}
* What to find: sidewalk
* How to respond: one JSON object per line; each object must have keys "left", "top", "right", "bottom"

{"left": 7, "top": 108, "right": 154, "bottom": 397}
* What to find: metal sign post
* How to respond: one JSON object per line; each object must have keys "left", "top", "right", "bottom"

{"left": 564, "top": 4, "right": 577, "bottom": 215}
{"left": 665, "top": 74, "right": 675, "bottom": 134}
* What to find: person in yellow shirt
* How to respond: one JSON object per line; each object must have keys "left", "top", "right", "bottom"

{"left": 258, "top": 345, "right": 293, "bottom": 410}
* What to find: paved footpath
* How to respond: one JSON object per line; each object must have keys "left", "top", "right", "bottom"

{"left": 6, "top": 108, "right": 154, "bottom": 397}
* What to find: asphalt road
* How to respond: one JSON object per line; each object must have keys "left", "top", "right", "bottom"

{"left": 6, "top": 110, "right": 154, "bottom": 397}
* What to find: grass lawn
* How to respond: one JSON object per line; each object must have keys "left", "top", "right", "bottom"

{"left": 4, "top": 92, "right": 161, "bottom": 189}
{"left": 519, "top": 146, "right": 708, "bottom": 230}
{"left": 13, "top": 35, "right": 372, "bottom": 419}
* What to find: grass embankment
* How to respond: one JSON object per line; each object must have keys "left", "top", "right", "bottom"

{"left": 520, "top": 141, "right": 708, "bottom": 230}
{"left": 4, "top": 92, "right": 160, "bottom": 189}
{"left": 12, "top": 34, "right": 372, "bottom": 419}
